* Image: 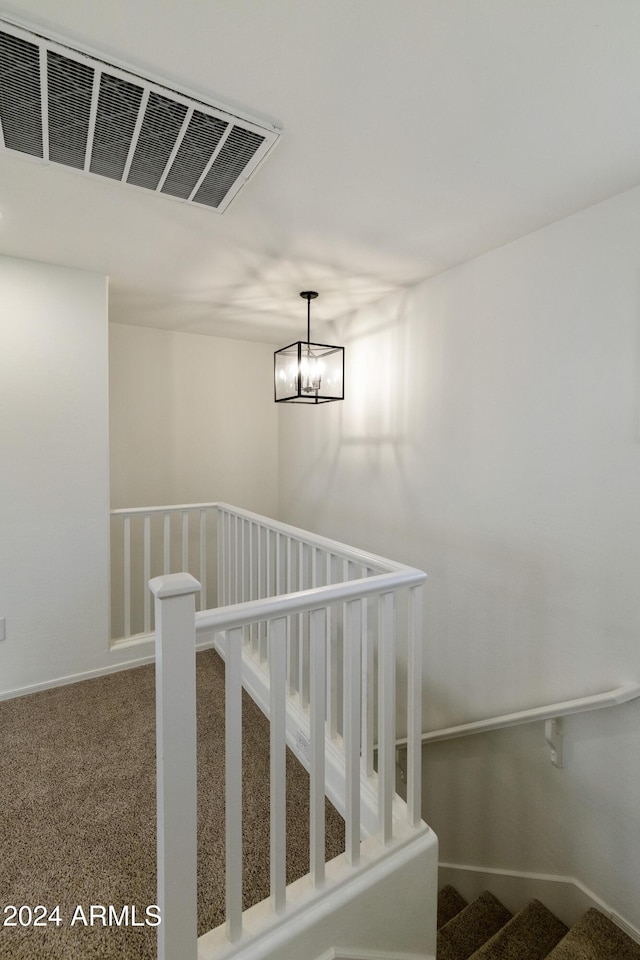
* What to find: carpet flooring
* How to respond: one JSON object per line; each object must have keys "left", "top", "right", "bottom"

{"left": 437, "top": 886, "right": 640, "bottom": 960}
{"left": 0, "top": 650, "right": 345, "bottom": 959}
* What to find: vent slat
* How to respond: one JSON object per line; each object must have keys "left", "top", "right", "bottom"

{"left": 47, "top": 51, "right": 94, "bottom": 169}
{"left": 127, "top": 91, "right": 188, "bottom": 191}
{"left": 0, "top": 23, "right": 278, "bottom": 211}
{"left": 161, "top": 110, "right": 228, "bottom": 200}
{"left": 90, "top": 73, "right": 144, "bottom": 181}
{"left": 193, "top": 126, "right": 264, "bottom": 208}
{"left": 0, "top": 30, "right": 43, "bottom": 158}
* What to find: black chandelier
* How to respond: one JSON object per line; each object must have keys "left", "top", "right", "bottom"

{"left": 274, "top": 292, "right": 345, "bottom": 403}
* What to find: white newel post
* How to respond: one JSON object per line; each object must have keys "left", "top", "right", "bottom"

{"left": 150, "top": 572, "right": 201, "bottom": 960}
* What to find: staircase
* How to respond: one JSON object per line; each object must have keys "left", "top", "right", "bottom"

{"left": 437, "top": 885, "right": 640, "bottom": 960}
{"left": 117, "top": 502, "right": 434, "bottom": 960}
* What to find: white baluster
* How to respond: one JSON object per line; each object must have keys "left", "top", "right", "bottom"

{"left": 224, "top": 513, "right": 233, "bottom": 606}
{"left": 286, "top": 538, "right": 297, "bottom": 696}
{"left": 163, "top": 513, "right": 171, "bottom": 575}
{"left": 249, "top": 522, "right": 255, "bottom": 646}
{"left": 225, "top": 625, "right": 244, "bottom": 942}
{"left": 241, "top": 517, "right": 246, "bottom": 603}
{"left": 123, "top": 516, "right": 131, "bottom": 639}
{"left": 299, "top": 544, "right": 309, "bottom": 708}
{"left": 407, "top": 585, "right": 423, "bottom": 827}
{"left": 256, "top": 524, "right": 262, "bottom": 598}
{"left": 263, "top": 528, "right": 271, "bottom": 663}
{"left": 143, "top": 515, "right": 151, "bottom": 634}
{"left": 362, "top": 572, "right": 375, "bottom": 777}
{"left": 309, "top": 607, "right": 327, "bottom": 887}
{"left": 182, "top": 511, "right": 189, "bottom": 572}
{"left": 266, "top": 528, "right": 271, "bottom": 598}
{"left": 269, "top": 617, "right": 287, "bottom": 914}
{"left": 200, "top": 509, "right": 207, "bottom": 610}
{"left": 217, "top": 509, "right": 223, "bottom": 610}
{"left": 233, "top": 514, "right": 242, "bottom": 603}
{"left": 255, "top": 525, "right": 262, "bottom": 656}
{"left": 344, "top": 598, "right": 362, "bottom": 865}
{"left": 378, "top": 592, "right": 396, "bottom": 844}
{"left": 327, "top": 553, "right": 338, "bottom": 739}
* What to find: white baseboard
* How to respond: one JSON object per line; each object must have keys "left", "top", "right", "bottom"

{"left": 0, "top": 631, "right": 219, "bottom": 702}
{"left": 0, "top": 652, "right": 155, "bottom": 702}
{"left": 316, "top": 949, "right": 433, "bottom": 960}
{"left": 438, "top": 862, "right": 640, "bottom": 944}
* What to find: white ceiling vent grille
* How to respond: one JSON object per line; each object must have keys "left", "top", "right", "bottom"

{"left": 0, "top": 20, "right": 280, "bottom": 212}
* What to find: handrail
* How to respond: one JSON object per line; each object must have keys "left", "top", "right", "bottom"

{"left": 110, "top": 501, "right": 219, "bottom": 515}
{"left": 395, "top": 681, "right": 640, "bottom": 750}
{"left": 195, "top": 569, "right": 426, "bottom": 635}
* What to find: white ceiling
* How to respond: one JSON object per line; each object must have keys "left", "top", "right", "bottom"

{"left": 1, "top": 0, "right": 640, "bottom": 344}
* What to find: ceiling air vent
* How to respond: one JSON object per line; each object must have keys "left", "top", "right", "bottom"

{"left": 0, "top": 19, "right": 280, "bottom": 212}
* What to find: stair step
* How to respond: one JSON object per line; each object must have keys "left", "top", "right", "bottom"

{"left": 469, "top": 899, "right": 568, "bottom": 960}
{"left": 438, "top": 885, "right": 469, "bottom": 929}
{"left": 437, "top": 891, "right": 512, "bottom": 960}
{"left": 546, "top": 908, "right": 640, "bottom": 960}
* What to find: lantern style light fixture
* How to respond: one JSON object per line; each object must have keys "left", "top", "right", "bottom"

{"left": 274, "top": 292, "right": 345, "bottom": 403}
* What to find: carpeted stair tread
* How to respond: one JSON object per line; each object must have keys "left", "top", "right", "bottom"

{"left": 469, "top": 898, "right": 568, "bottom": 960}
{"left": 545, "top": 908, "right": 640, "bottom": 960}
{"left": 437, "top": 891, "right": 512, "bottom": 960}
{"left": 438, "top": 885, "right": 469, "bottom": 929}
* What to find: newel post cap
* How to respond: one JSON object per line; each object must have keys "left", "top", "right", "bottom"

{"left": 149, "top": 573, "right": 201, "bottom": 599}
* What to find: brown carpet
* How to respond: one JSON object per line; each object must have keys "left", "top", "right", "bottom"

{"left": 437, "top": 891, "right": 512, "bottom": 960}
{"left": 437, "top": 888, "right": 640, "bottom": 960}
{"left": 0, "top": 650, "right": 345, "bottom": 959}
{"left": 471, "top": 899, "right": 568, "bottom": 960}
{"left": 546, "top": 908, "right": 640, "bottom": 960}
{"left": 438, "top": 885, "right": 468, "bottom": 931}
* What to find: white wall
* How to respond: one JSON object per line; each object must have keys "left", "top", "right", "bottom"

{"left": 108, "top": 324, "right": 279, "bottom": 639}
{"left": 109, "top": 323, "right": 278, "bottom": 514}
{"left": 0, "top": 281, "right": 279, "bottom": 695}
{"left": 277, "top": 186, "right": 640, "bottom": 927}
{"left": 0, "top": 256, "right": 117, "bottom": 696}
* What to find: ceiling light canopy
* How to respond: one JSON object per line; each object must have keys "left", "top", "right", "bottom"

{"left": 274, "top": 292, "right": 345, "bottom": 404}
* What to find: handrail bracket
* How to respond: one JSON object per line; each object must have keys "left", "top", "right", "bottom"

{"left": 545, "top": 717, "right": 563, "bottom": 768}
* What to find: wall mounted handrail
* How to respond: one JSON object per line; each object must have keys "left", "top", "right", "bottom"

{"left": 394, "top": 681, "right": 640, "bottom": 757}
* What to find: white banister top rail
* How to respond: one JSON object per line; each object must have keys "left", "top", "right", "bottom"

{"left": 195, "top": 569, "right": 426, "bottom": 635}
{"left": 111, "top": 500, "right": 425, "bottom": 575}
{"left": 394, "top": 681, "right": 640, "bottom": 750}
{"left": 111, "top": 502, "right": 219, "bottom": 515}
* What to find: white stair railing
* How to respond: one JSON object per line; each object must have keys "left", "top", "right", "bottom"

{"left": 110, "top": 502, "right": 218, "bottom": 640}
{"left": 121, "top": 503, "right": 429, "bottom": 960}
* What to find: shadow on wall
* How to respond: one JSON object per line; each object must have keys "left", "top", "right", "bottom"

{"left": 276, "top": 300, "right": 412, "bottom": 586}
{"left": 334, "top": 287, "right": 414, "bottom": 448}
{"left": 282, "top": 281, "right": 627, "bottom": 725}
{"left": 282, "top": 290, "right": 418, "bottom": 539}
